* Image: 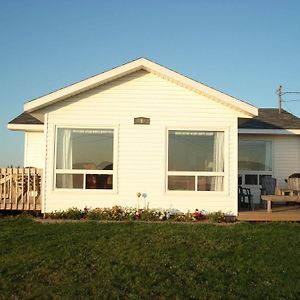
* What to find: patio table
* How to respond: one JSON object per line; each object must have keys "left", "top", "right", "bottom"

{"left": 261, "top": 195, "right": 300, "bottom": 213}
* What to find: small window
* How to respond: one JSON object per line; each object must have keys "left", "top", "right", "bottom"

{"left": 259, "top": 174, "right": 272, "bottom": 185}
{"left": 245, "top": 174, "right": 258, "bottom": 185}
{"left": 197, "top": 176, "right": 224, "bottom": 191}
{"left": 56, "top": 174, "right": 83, "bottom": 189}
{"left": 168, "top": 176, "right": 195, "bottom": 191}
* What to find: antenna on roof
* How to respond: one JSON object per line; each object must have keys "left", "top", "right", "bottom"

{"left": 277, "top": 85, "right": 282, "bottom": 114}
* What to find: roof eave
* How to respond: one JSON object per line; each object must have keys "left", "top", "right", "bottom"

{"left": 7, "top": 124, "right": 44, "bottom": 132}
{"left": 239, "top": 128, "right": 300, "bottom": 135}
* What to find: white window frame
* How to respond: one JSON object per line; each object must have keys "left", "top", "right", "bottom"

{"left": 166, "top": 127, "right": 228, "bottom": 194}
{"left": 54, "top": 125, "right": 118, "bottom": 192}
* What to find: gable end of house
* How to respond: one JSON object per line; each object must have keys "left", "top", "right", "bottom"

{"left": 18, "top": 58, "right": 257, "bottom": 118}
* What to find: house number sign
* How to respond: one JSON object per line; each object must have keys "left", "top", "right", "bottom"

{"left": 134, "top": 117, "right": 150, "bottom": 125}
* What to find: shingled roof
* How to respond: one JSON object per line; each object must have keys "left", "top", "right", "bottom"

{"left": 238, "top": 108, "right": 300, "bottom": 129}
{"left": 8, "top": 112, "right": 43, "bottom": 125}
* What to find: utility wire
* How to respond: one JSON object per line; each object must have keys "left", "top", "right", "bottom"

{"left": 282, "top": 102, "right": 293, "bottom": 114}
{"left": 282, "top": 91, "right": 300, "bottom": 95}
{"left": 277, "top": 86, "right": 300, "bottom": 113}
{"left": 282, "top": 99, "right": 300, "bottom": 102}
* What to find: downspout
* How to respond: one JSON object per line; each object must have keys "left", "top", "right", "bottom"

{"left": 42, "top": 113, "right": 49, "bottom": 215}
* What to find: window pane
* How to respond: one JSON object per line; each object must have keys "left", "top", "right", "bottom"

{"left": 56, "top": 128, "right": 113, "bottom": 170}
{"left": 86, "top": 174, "right": 113, "bottom": 190}
{"left": 245, "top": 174, "right": 258, "bottom": 185}
{"left": 197, "top": 176, "right": 224, "bottom": 191}
{"left": 168, "top": 131, "right": 224, "bottom": 172}
{"left": 238, "top": 140, "right": 272, "bottom": 171}
{"left": 56, "top": 174, "right": 83, "bottom": 189}
{"left": 259, "top": 174, "right": 272, "bottom": 185}
{"left": 168, "top": 176, "right": 195, "bottom": 191}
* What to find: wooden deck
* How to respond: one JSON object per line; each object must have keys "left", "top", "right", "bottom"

{"left": 0, "top": 168, "right": 42, "bottom": 211}
{"left": 238, "top": 203, "right": 300, "bottom": 221}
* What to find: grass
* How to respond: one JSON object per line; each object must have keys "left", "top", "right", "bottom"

{"left": 1, "top": 218, "right": 300, "bottom": 299}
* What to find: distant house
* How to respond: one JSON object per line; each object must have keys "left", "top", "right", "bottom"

{"left": 7, "top": 58, "right": 300, "bottom": 215}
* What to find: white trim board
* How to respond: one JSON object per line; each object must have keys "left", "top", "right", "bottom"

{"left": 7, "top": 124, "right": 44, "bottom": 132}
{"left": 239, "top": 129, "right": 300, "bottom": 135}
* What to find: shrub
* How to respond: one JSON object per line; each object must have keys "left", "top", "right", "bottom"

{"left": 46, "top": 207, "right": 86, "bottom": 220}
{"left": 193, "top": 209, "right": 206, "bottom": 222}
{"left": 207, "top": 211, "right": 227, "bottom": 223}
{"left": 172, "top": 212, "right": 193, "bottom": 222}
{"left": 86, "top": 208, "right": 108, "bottom": 221}
{"left": 139, "top": 209, "right": 164, "bottom": 221}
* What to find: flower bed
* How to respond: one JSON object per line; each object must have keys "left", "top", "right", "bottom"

{"left": 44, "top": 206, "right": 234, "bottom": 223}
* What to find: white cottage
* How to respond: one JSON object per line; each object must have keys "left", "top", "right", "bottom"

{"left": 7, "top": 58, "right": 300, "bottom": 215}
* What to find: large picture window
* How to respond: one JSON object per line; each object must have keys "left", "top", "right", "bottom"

{"left": 55, "top": 128, "right": 114, "bottom": 190}
{"left": 167, "top": 130, "right": 225, "bottom": 191}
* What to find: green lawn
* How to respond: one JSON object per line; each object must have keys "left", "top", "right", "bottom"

{"left": 1, "top": 218, "right": 300, "bottom": 299}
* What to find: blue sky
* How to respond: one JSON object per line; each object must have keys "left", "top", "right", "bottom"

{"left": 1, "top": 0, "right": 300, "bottom": 166}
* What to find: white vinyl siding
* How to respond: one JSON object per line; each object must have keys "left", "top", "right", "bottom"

{"left": 273, "top": 136, "right": 300, "bottom": 187}
{"left": 41, "top": 70, "right": 246, "bottom": 214}
{"left": 24, "top": 132, "right": 44, "bottom": 168}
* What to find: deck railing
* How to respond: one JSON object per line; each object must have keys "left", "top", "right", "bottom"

{"left": 0, "top": 168, "right": 42, "bottom": 211}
